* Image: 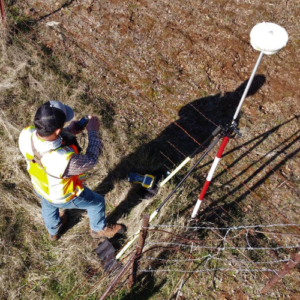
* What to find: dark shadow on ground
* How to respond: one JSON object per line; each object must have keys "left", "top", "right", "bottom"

{"left": 34, "top": 0, "right": 76, "bottom": 22}
{"left": 213, "top": 116, "right": 299, "bottom": 185}
{"left": 122, "top": 245, "right": 220, "bottom": 300}
{"left": 182, "top": 116, "right": 300, "bottom": 226}
{"left": 199, "top": 128, "right": 300, "bottom": 226}
{"left": 59, "top": 209, "right": 86, "bottom": 237}
{"left": 171, "top": 123, "right": 300, "bottom": 228}
{"left": 121, "top": 275, "right": 167, "bottom": 300}
{"left": 6, "top": 0, "right": 75, "bottom": 35}
{"left": 112, "top": 105, "right": 300, "bottom": 300}
{"left": 95, "top": 75, "right": 266, "bottom": 224}
{"left": 194, "top": 115, "right": 299, "bottom": 171}
{"left": 125, "top": 129, "right": 300, "bottom": 296}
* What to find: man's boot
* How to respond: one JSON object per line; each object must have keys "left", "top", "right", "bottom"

{"left": 90, "top": 224, "right": 126, "bottom": 239}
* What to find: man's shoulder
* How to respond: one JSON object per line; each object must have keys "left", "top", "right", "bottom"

{"left": 19, "top": 126, "right": 35, "bottom": 140}
{"left": 50, "top": 146, "right": 76, "bottom": 158}
{"left": 20, "top": 126, "right": 35, "bottom": 138}
{"left": 19, "top": 126, "right": 35, "bottom": 149}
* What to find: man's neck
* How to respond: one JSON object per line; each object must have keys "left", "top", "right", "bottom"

{"left": 37, "top": 132, "right": 59, "bottom": 142}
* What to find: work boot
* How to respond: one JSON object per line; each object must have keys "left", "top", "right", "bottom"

{"left": 90, "top": 224, "right": 126, "bottom": 239}
{"left": 49, "top": 210, "right": 67, "bottom": 242}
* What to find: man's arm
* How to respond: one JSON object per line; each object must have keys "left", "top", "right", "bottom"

{"left": 62, "top": 116, "right": 102, "bottom": 177}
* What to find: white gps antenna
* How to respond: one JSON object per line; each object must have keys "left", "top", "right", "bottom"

{"left": 232, "top": 22, "right": 288, "bottom": 123}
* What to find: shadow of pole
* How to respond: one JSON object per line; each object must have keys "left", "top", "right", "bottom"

{"left": 200, "top": 131, "right": 300, "bottom": 226}
{"left": 213, "top": 121, "right": 300, "bottom": 186}
{"left": 195, "top": 115, "right": 299, "bottom": 171}
{"left": 34, "top": 0, "right": 76, "bottom": 22}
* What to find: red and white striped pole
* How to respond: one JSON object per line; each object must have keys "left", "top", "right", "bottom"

{"left": 191, "top": 136, "right": 229, "bottom": 219}
{"left": 191, "top": 23, "right": 288, "bottom": 219}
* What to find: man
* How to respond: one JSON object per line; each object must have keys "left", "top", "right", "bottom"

{"left": 19, "top": 100, "right": 125, "bottom": 241}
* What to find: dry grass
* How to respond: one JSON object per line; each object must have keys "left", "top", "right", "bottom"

{"left": 0, "top": 0, "right": 300, "bottom": 299}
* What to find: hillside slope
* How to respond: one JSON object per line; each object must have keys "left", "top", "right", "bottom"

{"left": 0, "top": 0, "right": 300, "bottom": 299}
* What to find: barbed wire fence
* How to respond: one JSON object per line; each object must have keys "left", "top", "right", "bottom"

{"left": 2, "top": 1, "right": 300, "bottom": 299}
{"left": 91, "top": 221, "right": 300, "bottom": 299}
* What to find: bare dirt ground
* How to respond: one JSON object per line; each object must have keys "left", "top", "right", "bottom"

{"left": 1, "top": 0, "right": 300, "bottom": 299}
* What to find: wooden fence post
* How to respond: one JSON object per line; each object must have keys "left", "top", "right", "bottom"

{"left": 261, "top": 252, "right": 300, "bottom": 294}
{"left": 129, "top": 214, "right": 150, "bottom": 288}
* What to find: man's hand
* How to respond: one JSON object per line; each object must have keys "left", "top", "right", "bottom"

{"left": 86, "top": 116, "right": 100, "bottom": 132}
{"left": 67, "top": 120, "right": 83, "bottom": 135}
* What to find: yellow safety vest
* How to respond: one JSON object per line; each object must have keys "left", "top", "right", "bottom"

{"left": 19, "top": 126, "right": 85, "bottom": 203}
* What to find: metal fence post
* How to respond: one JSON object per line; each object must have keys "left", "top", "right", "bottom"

{"left": 0, "top": 0, "right": 5, "bottom": 22}
{"left": 98, "top": 252, "right": 136, "bottom": 300}
{"left": 129, "top": 214, "right": 150, "bottom": 288}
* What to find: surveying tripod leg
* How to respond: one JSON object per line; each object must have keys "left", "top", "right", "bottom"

{"left": 156, "top": 132, "right": 222, "bottom": 213}
{"left": 159, "top": 126, "right": 222, "bottom": 187}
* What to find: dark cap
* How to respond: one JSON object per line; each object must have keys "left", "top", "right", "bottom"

{"left": 34, "top": 100, "right": 74, "bottom": 136}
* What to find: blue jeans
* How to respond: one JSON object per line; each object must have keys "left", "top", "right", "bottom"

{"left": 35, "top": 187, "right": 107, "bottom": 236}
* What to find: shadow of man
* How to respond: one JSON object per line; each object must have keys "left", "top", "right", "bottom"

{"left": 96, "top": 75, "right": 266, "bottom": 223}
